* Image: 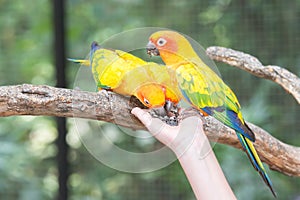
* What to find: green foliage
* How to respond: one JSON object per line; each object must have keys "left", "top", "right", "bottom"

{"left": 0, "top": 0, "right": 299, "bottom": 199}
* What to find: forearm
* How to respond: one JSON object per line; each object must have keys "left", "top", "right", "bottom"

{"left": 176, "top": 132, "right": 236, "bottom": 200}
{"left": 131, "top": 108, "right": 236, "bottom": 199}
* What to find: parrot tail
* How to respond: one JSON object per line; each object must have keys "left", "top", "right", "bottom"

{"left": 67, "top": 58, "right": 90, "bottom": 66}
{"left": 236, "top": 133, "right": 277, "bottom": 198}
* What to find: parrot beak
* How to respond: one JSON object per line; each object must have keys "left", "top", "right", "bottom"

{"left": 164, "top": 100, "right": 173, "bottom": 113}
{"left": 146, "top": 41, "right": 160, "bottom": 56}
{"left": 164, "top": 100, "right": 179, "bottom": 118}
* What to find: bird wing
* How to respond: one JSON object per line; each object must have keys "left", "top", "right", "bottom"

{"left": 176, "top": 61, "right": 255, "bottom": 141}
{"left": 91, "top": 49, "right": 147, "bottom": 89}
{"left": 114, "top": 63, "right": 179, "bottom": 101}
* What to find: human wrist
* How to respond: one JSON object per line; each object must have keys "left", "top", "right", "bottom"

{"left": 172, "top": 129, "right": 211, "bottom": 160}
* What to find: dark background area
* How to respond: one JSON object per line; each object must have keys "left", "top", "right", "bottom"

{"left": 0, "top": 0, "right": 299, "bottom": 199}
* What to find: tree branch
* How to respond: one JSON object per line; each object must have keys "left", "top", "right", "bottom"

{"left": 206, "top": 46, "right": 300, "bottom": 104}
{"left": 0, "top": 84, "right": 145, "bottom": 130}
{"left": 0, "top": 84, "right": 299, "bottom": 177}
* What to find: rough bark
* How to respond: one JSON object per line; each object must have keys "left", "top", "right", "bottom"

{"left": 206, "top": 46, "right": 300, "bottom": 104}
{"left": 0, "top": 84, "right": 144, "bottom": 129}
{"left": 0, "top": 84, "right": 299, "bottom": 177}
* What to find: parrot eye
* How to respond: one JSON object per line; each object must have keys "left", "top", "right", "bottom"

{"left": 143, "top": 98, "right": 150, "bottom": 105}
{"left": 157, "top": 38, "right": 167, "bottom": 46}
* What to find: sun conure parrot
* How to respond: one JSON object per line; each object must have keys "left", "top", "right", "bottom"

{"left": 146, "top": 30, "right": 276, "bottom": 197}
{"left": 68, "top": 41, "right": 147, "bottom": 90}
{"left": 113, "top": 63, "right": 181, "bottom": 109}
{"left": 69, "top": 42, "right": 181, "bottom": 109}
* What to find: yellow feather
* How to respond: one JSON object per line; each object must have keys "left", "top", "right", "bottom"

{"left": 149, "top": 30, "right": 276, "bottom": 196}
{"left": 113, "top": 63, "right": 181, "bottom": 108}
{"left": 71, "top": 44, "right": 182, "bottom": 108}
{"left": 91, "top": 48, "right": 147, "bottom": 88}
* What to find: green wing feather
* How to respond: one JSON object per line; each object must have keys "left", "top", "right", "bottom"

{"left": 176, "top": 62, "right": 255, "bottom": 141}
{"left": 176, "top": 62, "right": 237, "bottom": 110}
{"left": 176, "top": 62, "right": 276, "bottom": 196}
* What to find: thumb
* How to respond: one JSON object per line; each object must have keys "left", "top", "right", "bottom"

{"left": 131, "top": 107, "right": 167, "bottom": 135}
{"left": 131, "top": 107, "right": 152, "bottom": 127}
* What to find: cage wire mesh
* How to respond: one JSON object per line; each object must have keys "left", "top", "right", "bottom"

{"left": 0, "top": 0, "right": 299, "bottom": 199}
{"left": 66, "top": 1, "right": 300, "bottom": 199}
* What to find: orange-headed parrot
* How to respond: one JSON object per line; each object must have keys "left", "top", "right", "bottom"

{"left": 69, "top": 42, "right": 181, "bottom": 109}
{"left": 147, "top": 30, "right": 276, "bottom": 197}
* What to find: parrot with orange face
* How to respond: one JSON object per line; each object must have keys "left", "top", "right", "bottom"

{"left": 113, "top": 63, "right": 181, "bottom": 109}
{"left": 147, "top": 30, "right": 276, "bottom": 197}
{"left": 69, "top": 42, "right": 181, "bottom": 110}
{"left": 69, "top": 42, "right": 147, "bottom": 90}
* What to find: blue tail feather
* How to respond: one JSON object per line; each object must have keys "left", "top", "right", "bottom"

{"left": 202, "top": 107, "right": 255, "bottom": 142}
{"left": 236, "top": 133, "right": 260, "bottom": 170}
{"left": 67, "top": 58, "right": 81, "bottom": 63}
{"left": 237, "top": 132, "right": 277, "bottom": 197}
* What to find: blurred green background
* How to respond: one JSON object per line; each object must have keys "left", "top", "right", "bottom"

{"left": 0, "top": 0, "right": 299, "bottom": 199}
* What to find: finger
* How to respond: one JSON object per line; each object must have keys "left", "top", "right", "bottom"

{"left": 132, "top": 107, "right": 172, "bottom": 145}
{"left": 131, "top": 107, "right": 167, "bottom": 135}
{"left": 131, "top": 107, "right": 152, "bottom": 127}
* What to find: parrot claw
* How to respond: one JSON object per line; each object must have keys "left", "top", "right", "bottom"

{"left": 99, "top": 89, "right": 110, "bottom": 99}
{"left": 179, "top": 107, "right": 202, "bottom": 121}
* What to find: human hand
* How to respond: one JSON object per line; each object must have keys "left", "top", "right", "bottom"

{"left": 132, "top": 107, "right": 236, "bottom": 200}
{"left": 131, "top": 107, "right": 209, "bottom": 157}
